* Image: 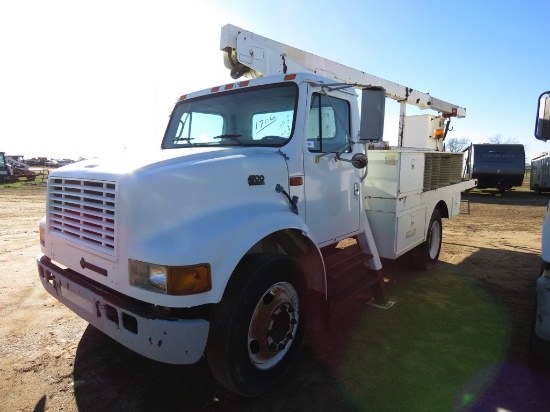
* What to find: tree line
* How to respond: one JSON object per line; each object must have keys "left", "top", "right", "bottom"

{"left": 445, "top": 134, "right": 520, "bottom": 152}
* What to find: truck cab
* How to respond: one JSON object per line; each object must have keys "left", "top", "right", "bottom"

{"left": 164, "top": 73, "right": 365, "bottom": 246}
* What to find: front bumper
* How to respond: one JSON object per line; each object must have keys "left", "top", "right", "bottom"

{"left": 36, "top": 253, "right": 209, "bottom": 364}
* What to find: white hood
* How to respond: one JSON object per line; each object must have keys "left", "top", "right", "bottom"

{"left": 51, "top": 147, "right": 257, "bottom": 180}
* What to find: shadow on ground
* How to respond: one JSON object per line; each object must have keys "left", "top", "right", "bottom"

{"left": 464, "top": 189, "right": 550, "bottom": 207}
{"left": 70, "top": 246, "right": 550, "bottom": 411}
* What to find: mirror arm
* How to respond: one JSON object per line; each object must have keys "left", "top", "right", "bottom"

{"left": 333, "top": 142, "right": 355, "bottom": 162}
{"left": 314, "top": 142, "right": 354, "bottom": 163}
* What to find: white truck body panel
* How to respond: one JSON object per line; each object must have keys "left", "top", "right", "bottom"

{"left": 543, "top": 206, "right": 550, "bottom": 265}
{"left": 364, "top": 149, "right": 475, "bottom": 259}
{"left": 403, "top": 114, "right": 447, "bottom": 151}
{"left": 532, "top": 93, "right": 550, "bottom": 354}
{"left": 41, "top": 141, "right": 320, "bottom": 307}
{"left": 536, "top": 205, "right": 550, "bottom": 341}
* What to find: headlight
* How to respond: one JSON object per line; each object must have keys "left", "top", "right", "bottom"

{"left": 129, "top": 259, "right": 211, "bottom": 295}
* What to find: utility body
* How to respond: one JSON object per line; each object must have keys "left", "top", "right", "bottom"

{"left": 36, "top": 24, "right": 475, "bottom": 395}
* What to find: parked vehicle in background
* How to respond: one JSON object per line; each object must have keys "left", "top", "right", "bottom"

{"left": 463, "top": 143, "right": 525, "bottom": 194}
{"left": 531, "top": 91, "right": 550, "bottom": 371}
{"left": 24, "top": 158, "right": 41, "bottom": 166}
{"left": 0, "top": 153, "right": 37, "bottom": 182}
{"left": 530, "top": 152, "right": 550, "bottom": 194}
{"left": 0, "top": 152, "right": 16, "bottom": 183}
{"left": 55, "top": 159, "right": 74, "bottom": 168}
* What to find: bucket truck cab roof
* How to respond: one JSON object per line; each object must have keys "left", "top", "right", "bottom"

{"left": 176, "top": 72, "right": 355, "bottom": 103}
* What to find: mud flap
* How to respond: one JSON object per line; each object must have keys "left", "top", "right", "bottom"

{"left": 306, "top": 289, "right": 330, "bottom": 332}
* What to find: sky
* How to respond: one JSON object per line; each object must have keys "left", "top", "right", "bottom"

{"left": 1, "top": 0, "right": 549, "bottom": 161}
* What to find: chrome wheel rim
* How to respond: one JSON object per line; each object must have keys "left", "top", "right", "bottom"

{"left": 248, "top": 282, "right": 299, "bottom": 370}
{"left": 428, "top": 220, "right": 442, "bottom": 260}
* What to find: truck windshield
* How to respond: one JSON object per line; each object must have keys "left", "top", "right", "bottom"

{"left": 162, "top": 83, "right": 298, "bottom": 148}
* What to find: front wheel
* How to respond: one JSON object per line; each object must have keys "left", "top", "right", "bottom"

{"left": 411, "top": 209, "right": 442, "bottom": 270}
{"left": 206, "top": 254, "right": 305, "bottom": 396}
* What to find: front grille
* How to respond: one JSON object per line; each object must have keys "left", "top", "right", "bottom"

{"left": 48, "top": 178, "right": 116, "bottom": 255}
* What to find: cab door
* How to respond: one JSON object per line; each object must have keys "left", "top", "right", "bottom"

{"left": 303, "top": 89, "right": 361, "bottom": 245}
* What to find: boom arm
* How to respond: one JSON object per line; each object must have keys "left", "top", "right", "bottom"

{"left": 220, "top": 24, "right": 465, "bottom": 118}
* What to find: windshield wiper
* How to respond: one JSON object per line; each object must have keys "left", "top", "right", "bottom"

{"left": 172, "top": 137, "right": 195, "bottom": 146}
{"left": 213, "top": 134, "right": 244, "bottom": 145}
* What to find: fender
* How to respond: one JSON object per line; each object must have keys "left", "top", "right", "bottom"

{"left": 422, "top": 199, "right": 450, "bottom": 238}
{"left": 128, "top": 203, "right": 326, "bottom": 306}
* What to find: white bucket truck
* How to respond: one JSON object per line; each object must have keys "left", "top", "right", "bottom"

{"left": 36, "top": 24, "right": 476, "bottom": 396}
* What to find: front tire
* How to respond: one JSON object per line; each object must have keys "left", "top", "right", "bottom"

{"left": 412, "top": 209, "right": 442, "bottom": 270}
{"left": 206, "top": 254, "right": 305, "bottom": 396}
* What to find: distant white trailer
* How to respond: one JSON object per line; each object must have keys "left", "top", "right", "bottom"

{"left": 531, "top": 152, "right": 550, "bottom": 194}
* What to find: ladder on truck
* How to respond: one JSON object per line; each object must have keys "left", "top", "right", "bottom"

{"left": 220, "top": 24, "right": 466, "bottom": 146}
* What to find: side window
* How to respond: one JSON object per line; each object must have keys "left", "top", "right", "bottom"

{"left": 307, "top": 93, "right": 350, "bottom": 152}
{"left": 171, "top": 112, "right": 224, "bottom": 145}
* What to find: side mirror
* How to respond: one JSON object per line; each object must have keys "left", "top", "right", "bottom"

{"left": 359, "top": 87, "right": 386, "bottom": 142}
{"left": 536, "top": 92, "right": 550, "bottom": 142}
{"left": 351, "top": 153, "right": 368, "bottom": 169}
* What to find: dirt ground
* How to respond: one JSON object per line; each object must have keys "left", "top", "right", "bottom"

{"left": 2, "top": 183, "right": 550, "bottom": 411}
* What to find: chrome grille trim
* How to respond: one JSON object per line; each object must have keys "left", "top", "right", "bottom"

{"left": 48, "top": 178, "right": 116, "bottom": 255}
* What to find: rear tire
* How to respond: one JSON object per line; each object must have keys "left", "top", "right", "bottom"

{"left": 206, "top": 254, "right": 305, "bottom": 396}
{"left": 412, "top": 209, "right": 442, "bottom": 270}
